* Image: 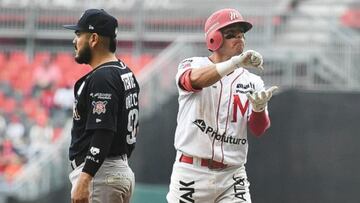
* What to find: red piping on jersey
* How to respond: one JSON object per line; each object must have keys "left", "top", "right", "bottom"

{"left": 248, "top": 111, "right": 270, "bottom": 137}
{"left": 212, "top": 80, "right": 223, "bottom": 161}
{"left": 221, "top": 69, "right": 245, "bottom": 163}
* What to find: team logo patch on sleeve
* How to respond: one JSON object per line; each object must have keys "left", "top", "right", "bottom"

{"left": 179, "top": 59, "right": 193, "bottom": 69}
{"left": 90, "top": 147, "right": 100, "bottom": 156}
{"left": 92, "top": 101, "right": 108, "bottom": 115}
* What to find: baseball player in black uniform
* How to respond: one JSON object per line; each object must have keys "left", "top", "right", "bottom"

{"left": 63, "top": 9, "right": 139, "bottom": 203}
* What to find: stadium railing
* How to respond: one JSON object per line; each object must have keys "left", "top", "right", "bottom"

{"left": 137, "top": 35, "right": 360, "bottom": 118}
{"left": 137, "top": 37, "right": 206, "bottom": 119}
{"left": 0, "top": 2, "right": 290, "bottom": 56}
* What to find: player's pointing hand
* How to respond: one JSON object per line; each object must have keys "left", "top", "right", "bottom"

{"left": 246, "top": 86, "right": 278, "bottom": 112}
{"left": 232, "top": 50, "right": 264, "bottom": 71}
{"left": 215, "top": 50, "right": 264, "bottom": 77}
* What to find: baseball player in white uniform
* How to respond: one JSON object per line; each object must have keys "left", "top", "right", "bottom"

{"left": 167, "top": 8, "right": 278, "bottom": 203}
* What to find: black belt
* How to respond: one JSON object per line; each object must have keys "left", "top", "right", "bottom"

{"left": 70, "top": 154, "right": 128, "bottom": 170}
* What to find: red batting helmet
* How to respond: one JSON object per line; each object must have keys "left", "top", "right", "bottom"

{"left": 204, "top": 8, "right": 252, "bottom": 51}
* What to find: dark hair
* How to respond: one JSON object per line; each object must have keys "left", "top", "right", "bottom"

{"left": 109, "top": 38, "right": 117, "bottom": 53}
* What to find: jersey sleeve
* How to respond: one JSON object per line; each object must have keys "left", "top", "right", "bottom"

{"left": 85, "top": 70, "right": 119, "bottom": 132}
{"left": 175, "top": 58, "right": 202, "bottom": 94}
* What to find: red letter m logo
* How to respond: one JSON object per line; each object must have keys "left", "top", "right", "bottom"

{"left": 232, "top": 95, "right": 249, "bottom": 122}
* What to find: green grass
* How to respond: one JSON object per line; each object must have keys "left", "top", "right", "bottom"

{"left": 131, "top": 183, "right": 168, "bottom": 203}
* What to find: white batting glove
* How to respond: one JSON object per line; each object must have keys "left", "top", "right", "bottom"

{"left": 246, "top": 86, "right": 278, "bottom": 112}
{"left": 240, "top": 50, "right": 264, "bottom": 70}
{"left": 215, "top": 50, "right": 263, "bottom": 77}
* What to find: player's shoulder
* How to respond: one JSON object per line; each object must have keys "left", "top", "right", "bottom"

{"left": 94, "top": 61, "right": 130, "bottom": 75}
{"left": 179, "top": 56, "right": 205, "bottom": 63}
{"left": 89, "top": 63, "right": 124, "bottom": 83}
{"left": 90, "top": 67, "right": 111, "bottom": 81}
{"left": 178, "top": 56, "right": 208, "bottom": 69}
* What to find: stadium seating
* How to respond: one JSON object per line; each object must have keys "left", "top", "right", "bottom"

{"left": 341, "top": 7, "right": 360, "bottom": 29}
{"left": 0, "top": 50, "right": 154, "bottom": 183}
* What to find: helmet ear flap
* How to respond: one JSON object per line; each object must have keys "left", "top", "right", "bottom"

{"left": 207, "top": 30, "right": 223, "bottom": 51}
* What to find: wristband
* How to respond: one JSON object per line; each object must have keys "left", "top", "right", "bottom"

{"left": 215, "top": 59, "right": 236, "bottom": 77}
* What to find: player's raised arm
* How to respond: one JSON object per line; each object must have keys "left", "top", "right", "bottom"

{"left": 189, "top": 50, "right": 263, "bottom": 89}
{"left": 247, "top": 86, "right": 279, "bottom": 136}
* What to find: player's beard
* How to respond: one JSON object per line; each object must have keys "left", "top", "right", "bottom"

{"left": 75, "top": 44, "right": 92, "bottom": 64}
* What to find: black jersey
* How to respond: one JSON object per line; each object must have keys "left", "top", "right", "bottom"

{"left": 69, "top": 60, "right": 139, "bottom": 161}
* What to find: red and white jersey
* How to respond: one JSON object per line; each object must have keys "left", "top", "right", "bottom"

{"left": 174, "top": 56, "right": 266, "bottom": 166}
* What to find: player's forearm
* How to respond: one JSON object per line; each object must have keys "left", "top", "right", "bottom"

{"left": 190, "top": 65, "right": 222, "bottom": 89}
{"left": 71, "top": 172, "right": 92, "bottom": 201}
{"left": 77, "top": 172, "right": 93, "bottom": 184}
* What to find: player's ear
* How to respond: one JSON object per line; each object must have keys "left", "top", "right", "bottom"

{"left": 89, "top": 33, "right": 100, "bottom": 48}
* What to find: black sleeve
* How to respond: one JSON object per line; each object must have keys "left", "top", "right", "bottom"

{"left": 86, "top": 70, "right": 119, "bottom": 132}
{"left": 82, "top": 129, "right": 114, "bottom": 177}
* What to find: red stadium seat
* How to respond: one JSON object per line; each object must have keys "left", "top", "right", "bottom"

{"left": 52, "top": 128, "right": 63, "bottom": 142}
{"left": 33, "top": 52, "right": 51, "bottom": 65}
{"left": 0, "top": 92, "right": 5, "bottom": 107}
{"left": 341, "top": 9, "right": 360, "bottom": 29}
{"left": 54, "top": 52, "right": 74, "bottom": 69}
{"left": 140, "top": 54, "right": 154, "bottom": 67}
{"left": 23, "top": 98, "right": 39, "bottom": 119}
{"left": 116, "top": 53, "right": 154, "bottom": 74}
{"left": 9, "top": 51, "right": 28, "bottom": 65}
{"left": 0, "top": 52, "right": 6, "bottom": 67}
{"left": 1, "top": 97, "right": 16, "bottom": 114}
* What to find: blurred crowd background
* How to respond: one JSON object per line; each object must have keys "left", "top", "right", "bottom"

{"left": 0, "top": 0, "right": 359, "bottom": 203}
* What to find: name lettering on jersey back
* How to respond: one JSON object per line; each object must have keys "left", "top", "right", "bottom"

{"left": 121, "top": 72, "right": 136, "bottom": 90}
{"left": 193, "top": 119, "right": 247, "bottom": 145}
{"left": 125, "top": 93, "right": 138, "bottom": 110}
